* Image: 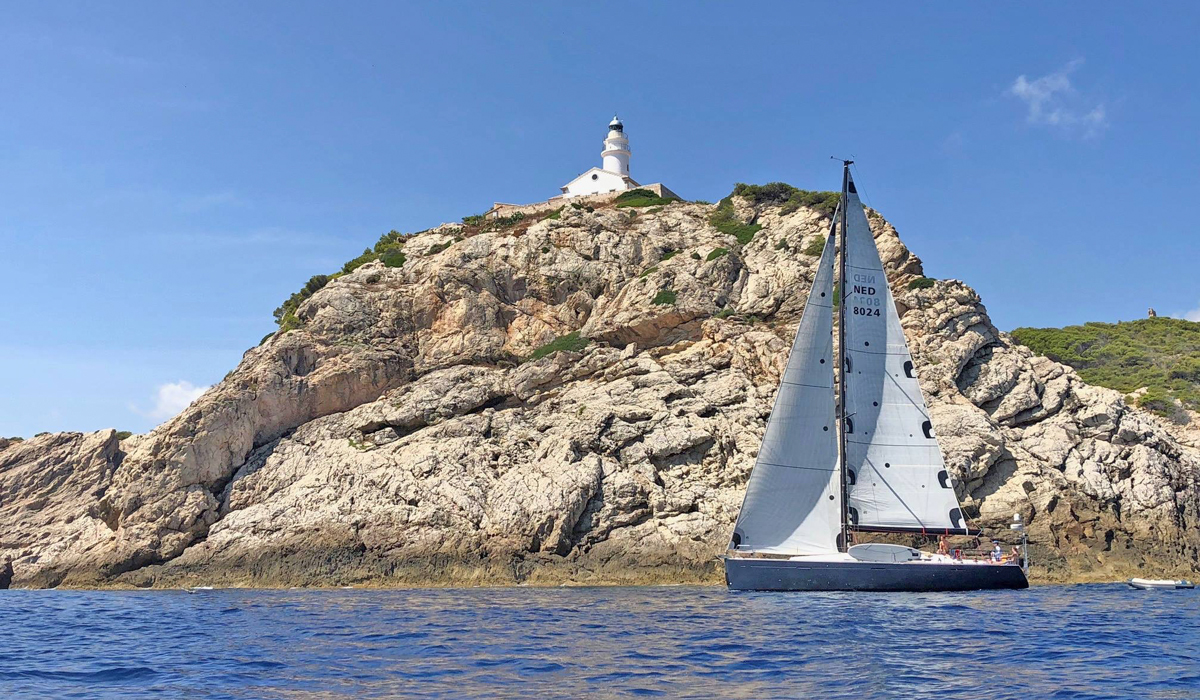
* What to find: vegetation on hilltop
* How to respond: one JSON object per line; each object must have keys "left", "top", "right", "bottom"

{"left": 709, "top": 182, "right": 841, "bottom": 247}
{"left": 614, "top": 188, "right": 679, "bottom": 208}
{"left": 1011, "top": 317, "right": 1200, "bottom": 423}
{"left": 271, "top": 184, "right": 836, "bottom": 331}
{"left": 729, "top": 182, "right": 840, "bottom": 218}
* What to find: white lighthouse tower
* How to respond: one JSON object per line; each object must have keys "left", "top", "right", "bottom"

{"left": 559, "top": 115, "right": 642, "bottom": 198}
{"left": 601, "top": 115, "right": 630, "bottom": 176}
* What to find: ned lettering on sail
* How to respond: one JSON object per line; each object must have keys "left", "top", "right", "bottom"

{"left": 723, "top": 161, "right": 1029, "bottom": 592}
{"left": 851, "top": 275, "right": 881, "bottom": 316}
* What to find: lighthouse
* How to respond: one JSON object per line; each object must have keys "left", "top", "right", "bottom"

{"left": 560, "top": 115, "right": 642, "bottom": 198}
{"left": 601, "top": 116, "right": 630, "bottom": 176}
{"left": 486, "top": 115, "right": 677, "bottom": 218}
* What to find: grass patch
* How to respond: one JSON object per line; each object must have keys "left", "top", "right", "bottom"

{"left": 661, "top": 250, "right": 679, "bottom": 261}
{"left": 639, "top": 266, "right": 658, "bottom": 278}
{"left": 544, "top": 207, "right": 563, "bottom": 220}
{"left": 709, "top": 197, "right": 761, "bottom": 244}
{"left": 651, "top": 289, "right": 677, "bottom": 306}
{"left": 802, "top": 235, "right": 825, "bottom": 256}
{"left": 706, "top": 247, "right": 729, "bottom": 262}
{"left": 907, "top": 277, "right": 936, "bottom": 290}
{"left": 115, "top": 431, "right": 133, "bottom": 440}
{"left": 1011, "top": 317, "right": 1200, "bottom": 417}
{"left": 614, "top": 188, "right": 679, "bottom": 208}
{"left": 527, "top": 331, "right": 591, "bottom": 362}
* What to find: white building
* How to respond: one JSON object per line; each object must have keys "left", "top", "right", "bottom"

{"left": 484, "top": 115, "right": 677, "bottom": 219}
{"left": 560, "top": 116, "right": 639, "bottom": 198}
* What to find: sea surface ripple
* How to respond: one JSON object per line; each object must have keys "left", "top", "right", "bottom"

{"left": 0, "top": 584, "right": 1196, "bottom": 699}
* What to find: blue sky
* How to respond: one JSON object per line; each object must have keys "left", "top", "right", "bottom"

{"left": 2, "top": 2, "right": 1198, "bottom": 437}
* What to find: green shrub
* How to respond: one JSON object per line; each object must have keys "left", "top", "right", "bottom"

{"left": 651, "top": 289, "right": 677, "bottom": 306}
{"left": 381, "top": 249, "right": 406, "bottom": 268}
{"left": 278, "top": 312, "right": 303, "bottom": 334}
{"left": 462, "top": 214, "right": 486, "bottom": 226}
{"left": 35, "top": 432, "right": 49, "bottom": 437}
{"left": 527, "top": 331, "right": 591, "bottom": 361}
{"left": 273, "top": 274, "right": 332, "bottom": 325}
{"left": 115, "top": 431, "right": 133, "bottom": 440}
{"left": 706, "top": 247, "right": 729, "bottom": 262}
{"left": 615, "top": 188, "right": 679, "bottom": 208}
{"left": 775, "top": 239, "right": 791, "bottom": 252}
{"left": 802, "top": 235, "right": 825, "bottom": 256}
{"left": 1012, "top": 317, "right": 1200, "bottom": 415}
{"left": 691, "top": 252, "right": 701, "bottom": 260}
{"left": 907, "top": 277, "right": 936, "bottom": 290}
{"left": 372, "top": 230, "right": 406, "bottom": 254}
{"left": 692, "top": 199, "right": 712, "bottom": 205}
{"left": 428, "top": 241, "right": 452, "bottom": 255}
{"left": 661, "top": 250, "right": 678, "bottom": 261}
{"left": 714, "top": 307, "right": 734, "bottom": 319}
{"left": 708, "top": 198, "right": 761, "bottom": 244}
{"left": 259, "top": 331, "right": 275, "bottom": 345}
{"left": 544, "top": 207, "right": 563, "bottom": 220}
{"left": 339, "top": 249, "right": 378, "bottom": 275}
{"left": 639, "top": 266, "right": 658, "bottom": 278}
{"left": 729, "top": 182, "right": 841, "bottom": 218}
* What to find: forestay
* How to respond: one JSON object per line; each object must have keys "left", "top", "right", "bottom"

{"left": 730, "top": 211, "right": 842, "bottom": 554}
{"left": 840, "top": 177, "right": 972, "bottom": 534}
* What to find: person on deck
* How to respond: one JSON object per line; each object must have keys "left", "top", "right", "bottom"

{"left": 937, "top": 535, "right": 949, "bottom": 556}
{"left": 991, "top": 542, "right": 1003, "bottom": 562}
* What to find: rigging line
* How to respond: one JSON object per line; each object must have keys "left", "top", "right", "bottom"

{"left": 849, "top": 161, "right": 877, "bottom": 214}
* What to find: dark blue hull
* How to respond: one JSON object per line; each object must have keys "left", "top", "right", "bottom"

{"left": 724, "top": 557, "right": 1029, "bottom": 592}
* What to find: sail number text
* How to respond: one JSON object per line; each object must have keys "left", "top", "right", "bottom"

{"left": 850, "top": 273, "right": 882, "bottom": 317}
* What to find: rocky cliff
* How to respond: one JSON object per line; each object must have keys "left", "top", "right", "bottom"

{"left": 3, "top": 195, "right": 1198, "bottom": 588}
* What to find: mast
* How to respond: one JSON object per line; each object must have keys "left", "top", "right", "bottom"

{"left": 836, "top": 160, "right": 853, "bottom": 551}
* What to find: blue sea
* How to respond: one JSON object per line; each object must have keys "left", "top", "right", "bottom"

{"left": 1, "top": 584, "right": 1196, "bottom": 699}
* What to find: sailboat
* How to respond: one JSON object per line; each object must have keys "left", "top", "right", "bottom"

{"left": 724, "top": 162, "right": 1028, "bottom": 592}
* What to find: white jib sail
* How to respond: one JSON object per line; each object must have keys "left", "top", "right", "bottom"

{"left": 841, "top": 176, "right": 970, "bottom": 533}
{"left": 731, "top": 213, "right": 842, "bottom": 554}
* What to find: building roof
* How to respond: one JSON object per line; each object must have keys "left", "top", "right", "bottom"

{"left": 561, "top": 167, "right": 638, "bottom": 189}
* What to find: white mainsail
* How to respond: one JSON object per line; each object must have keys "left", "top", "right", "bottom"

{"left": 730, "top": 212, "right": 842, "bottom": 554}
{"left": 840, "top": 175, "right": 971, "bottom": 534}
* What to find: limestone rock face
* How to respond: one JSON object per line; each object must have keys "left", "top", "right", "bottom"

{"left": 2, "top": 197, "right": 1198, "bottom": 587}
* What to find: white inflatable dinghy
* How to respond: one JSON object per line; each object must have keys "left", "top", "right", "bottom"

{"left": 1127, "top": 578, "right": 1194, "bottom": 590}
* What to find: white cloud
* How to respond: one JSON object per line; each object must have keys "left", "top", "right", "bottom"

{"left": 1182, "top": 303, "right": 1200, "bottom": 322}
{"left": 1009, "top": 59, "right": 1107, "bottom": 137}
{"left": 144, "top": 381, "right": 209, "bottom": 421}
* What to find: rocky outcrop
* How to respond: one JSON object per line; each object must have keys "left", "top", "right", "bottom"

{"left": 2, "top": 198, "right": 1197, "bottom": 587}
